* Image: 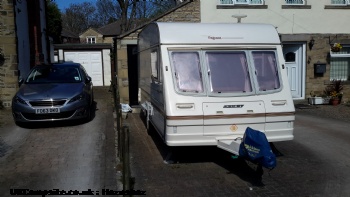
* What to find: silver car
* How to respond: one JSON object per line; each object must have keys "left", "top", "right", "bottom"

{"left": 12, "top": 62, "right": 94, "bottom": 124}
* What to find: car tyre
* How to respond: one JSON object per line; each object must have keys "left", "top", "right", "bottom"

{"left": 85, "top": 105, "right": 92, "bottom": 123}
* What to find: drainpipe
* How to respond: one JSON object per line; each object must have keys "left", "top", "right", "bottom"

{"left": 112, "top": 37, "right": 120, "bottom": 126}
{"left": 34, "top": 26, "right": 40, "bottom": 65}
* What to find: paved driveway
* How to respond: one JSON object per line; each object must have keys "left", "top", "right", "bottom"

{"left": 0, "top": 87, "right": 117, "bottom": 196}
{"left": 125, "top": 106, "right": 350, "bottom": 196}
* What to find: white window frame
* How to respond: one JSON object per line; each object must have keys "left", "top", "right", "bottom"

{"left": 330, "top": 46, "right": 350, "bottom": 81}
{"left": 234, "top": 0, "right": 249, "bottom": 4}
{"left": 86, "top": 36, "right": 96, "bottom": 44}
{"left": 285, "top": 0, "right": 306, "bottom": 5}
{"left": 218, "top": 0, "right": 264, "bottom": 5}
{"left": 331, "top": 0, "right": 350, "bottom": 5}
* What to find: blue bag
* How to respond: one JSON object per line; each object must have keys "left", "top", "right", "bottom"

{"left": 239, "top": 127, "right": 276, "bottom": 169}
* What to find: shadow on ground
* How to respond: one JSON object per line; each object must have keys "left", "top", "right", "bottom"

{"left": 139, "top": 113, "right": 273, "bottom": 187}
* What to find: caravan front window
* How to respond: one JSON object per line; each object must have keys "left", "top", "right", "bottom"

{"left": 252, "top": 51, "right": 280, "bottom": 91}
{"left": 171, "top": 52, "right": 203, "bottom": 93}
{"left": 206, "top": 52, "right": 252, "bottom": 93}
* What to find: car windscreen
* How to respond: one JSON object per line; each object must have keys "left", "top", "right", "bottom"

{"left": 25, "top": 67, "right": 82, "bottom": 84}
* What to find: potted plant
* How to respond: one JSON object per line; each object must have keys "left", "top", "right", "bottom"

{"left": 330, "top": 91, "right": 340, "bottom": 105}
{"left": 331, "top": 43, "right": 342, "bottom": 52}
{"left": 325, "top": 80, "right": 344, "bottom": 105}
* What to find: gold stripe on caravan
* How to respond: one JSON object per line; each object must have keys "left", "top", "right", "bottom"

{"left": 265, "top": 112, "right": 295, "bottom": 117}
{"left": 150, "top": 102, "right": 295, "bottom": 120}
{"left": 166, "top": 112, "right": 295, "bottom": 121}
{"left": 167, "top": 115, "right": 203, "bottom": 120}
{"left": 204, "top": 113, "right": 265, "bottom": 119}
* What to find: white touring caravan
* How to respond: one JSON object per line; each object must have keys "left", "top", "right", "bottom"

{"left": 138, "top": 22, "right": 295, "bottom": 155}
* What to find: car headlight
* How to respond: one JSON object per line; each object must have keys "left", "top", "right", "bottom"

{"left": 13, "top": 96, "right": 27, "bottom": 105}
{"left": 68, "top": 93, "right": 86, "bottom": 103}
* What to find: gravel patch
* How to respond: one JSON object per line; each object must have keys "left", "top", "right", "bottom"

{"left": 295, "top": 102, "right": 350, "bottom": 123}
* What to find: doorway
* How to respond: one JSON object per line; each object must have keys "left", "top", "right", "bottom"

{"left": 283, "top": 44, "right": 305, "bottom": 99}
{"left": 127, "top": 45, "right": 139, "bottom": 106}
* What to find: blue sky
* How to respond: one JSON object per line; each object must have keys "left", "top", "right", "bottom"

{"left": 55, "top": 0, "right": 97, "bottom": 11}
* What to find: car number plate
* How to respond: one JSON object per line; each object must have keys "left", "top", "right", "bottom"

{"left": 35, "top": 108, "right": 60, "bottom": 114}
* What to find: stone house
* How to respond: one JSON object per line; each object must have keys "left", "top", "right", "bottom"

{"left": 0, "top": 0, "right": 50, "bottom": 108}
{"left": 204, "top": 0, "right": 350, "bottom": 102}
{"left": 54, "top": 21, "right": 123, "bottom": 87}
{"left": 79, "top": 20, "right": 122, "bottom": 44}
{"left": 115, "top": 0, "right": 350, "bottom": 106}
{"left": 61, "top": 29, "right": 80, "bottom": 44}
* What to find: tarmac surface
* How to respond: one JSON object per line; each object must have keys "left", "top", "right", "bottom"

{"left": 1, "top": 95, "right": 350, "bottom": 196}
{"left": 124, "top": 101, "right": 350, "bottom": 196}
{"left": 0, "top": 87, "right": 118, "bottom": 197}
{"left": 294, "top": 101, "right": 350, "bottom": 123}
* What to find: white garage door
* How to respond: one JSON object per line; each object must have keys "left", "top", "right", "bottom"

{"left": 64, "top": 51, "right": 103, "bottom": 86}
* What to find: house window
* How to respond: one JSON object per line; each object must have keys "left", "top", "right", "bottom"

{"left": 330, "top": 47, "right": 350, "bottom": 81}
{"left": 86, "top": 37, "right": 96, "bottom": 44}
{"left": 285, "top": 0, "right": 305, "bottom": 5}
{"left": 285, "top": 52, "right": 296, "bottom": 62}
{"left": 331, "top": 0, "right": 350, "bottom": 5}
{"left": 219, "top": 0, "right": 264, "bottom": 5}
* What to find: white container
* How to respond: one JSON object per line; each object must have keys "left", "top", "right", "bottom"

{"left": 308, "top": 97, "right": 323, "bottom": 105}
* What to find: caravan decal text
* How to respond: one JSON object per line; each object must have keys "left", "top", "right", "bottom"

{"left": 223, "top": 105, "right": 244, "bottom": 108}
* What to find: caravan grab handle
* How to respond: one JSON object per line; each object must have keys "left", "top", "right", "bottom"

{"left": 271, "top": 100, "right": 287, "bottom": 106}
{"left": 176, "top": 103, "right": 194, "bottom": 109}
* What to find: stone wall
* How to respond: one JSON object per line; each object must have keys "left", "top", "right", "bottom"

{"left": 156, "top": 0, "right": 200, "bottom": 23}
{"left": 0, "top": 0, "right": 17, "bottom": 108}
{"left": 103, "top": 37, "right": 114, "bottom": 44}
{"left": 306, "top": 34, "right": 350, "bottom": 103}
{"left": 116, "top": 0, "right": 200, "bottom": 104}
{"left": 80, "top": 28, "right": 103, "bottom": 43}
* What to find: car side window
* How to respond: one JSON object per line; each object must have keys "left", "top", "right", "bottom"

{"left": 80, "top": 66, "right": 87, "bottom": 78}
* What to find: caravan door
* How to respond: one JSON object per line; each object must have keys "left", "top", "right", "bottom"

{"left": 149, "top": 50, "right": 166, "bottom": 138}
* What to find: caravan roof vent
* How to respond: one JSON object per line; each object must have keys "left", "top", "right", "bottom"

{"left": 232, "top": 14, "right": 247, "bottom": 23}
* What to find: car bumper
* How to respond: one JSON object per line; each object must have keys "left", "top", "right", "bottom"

{"left": 12, "top": 102, "right": 90, "bottom": 122}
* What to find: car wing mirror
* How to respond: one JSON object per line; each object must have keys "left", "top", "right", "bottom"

{"left": 86, "top": 76, "right": 92, "bottom": 83}
{"left": 18, "top": 78, "right": 24, "bottom": 87}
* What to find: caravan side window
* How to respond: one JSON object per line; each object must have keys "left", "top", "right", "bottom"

{"left": 252, "top": 51, "right": 280, "bottom": 91}
{"left": 171, "top": 52, "right": 203, "bottom": 93}
{"left": 151, "top": 51, "right": 159, "bottom": 80}
{"left": 206, "top": 52, "right": 252, "bottom": 93}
